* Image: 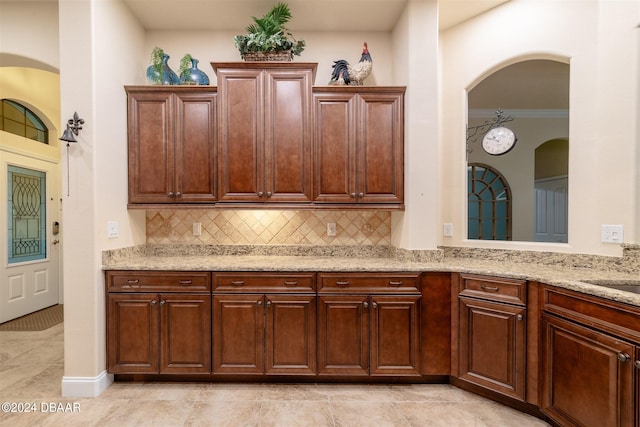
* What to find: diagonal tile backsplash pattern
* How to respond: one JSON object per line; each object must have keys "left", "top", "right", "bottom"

{"left": 146, "top": 210, "right": 391, "bottom": 246}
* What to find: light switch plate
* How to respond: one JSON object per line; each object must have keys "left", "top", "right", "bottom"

{"left": 327, "top": 223, "right": 337, "bottom": 237}
{"left": 443, "top": 223, "right": 454, "bottom": 237}
{"left": 601, "top": 224, "right": 623, "bottom": 243}
{"left": 107, "top": 221, "right": 119, "bottom": 238}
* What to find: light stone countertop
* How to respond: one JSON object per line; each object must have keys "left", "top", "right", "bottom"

{"left": 102, "top": 244, "right": 640, "bottom": 308}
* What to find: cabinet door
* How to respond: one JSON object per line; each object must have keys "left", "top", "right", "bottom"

{"left": 212, "top": 294, "right": 264, "bottom": 374}
{"left": 264, "top": 294, "right": 316, "bottom": 375}
{"left": 317, "top": 295, "right": 369, "bottom": 376}
{"left": 458, "top": 297, "right": 526, "bottom": 400}
{"left": 264, "top": 69, "right": 313, "bottom": 202}
{"left": 541, "top": 313, "right": 635, "bottom": 427}
{"left": 370, "top": 295, "right": 421, "bottom": 376}
{"left": 174, "top": 92, "right": 217, "bottom": 202}
{"left": 356, "top": 92, "right": 404, "bottom": 204}
{"left": 107, "top": 293, "right": 159, "bottom": 374}
{"left": 217, "top": 68, "right": 264, "bottom": 201}
{"left": 127, "top": 91, "right": 175, "bottom": 203}
{"left": 312, "top": 92, "right": 357, "bottom": 203}
{"left": 160, "top": 294, "right": 211, "bottom": 374}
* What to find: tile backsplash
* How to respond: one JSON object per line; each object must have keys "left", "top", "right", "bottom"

{"left": 146, "top": 210, "right": 391, "bottom": 246}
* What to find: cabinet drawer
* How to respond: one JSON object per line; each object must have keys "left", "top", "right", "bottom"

{"left": 213, "top": 272, "right": 315, "bottom": 292}
{"left": 106, "top": 271, "right": 211, "bottom": 292}
{"left": 318, "top": 273, "right": 420, "bottom": 294}
{"left": 542, "top": 285, "right": 640, "bottom": 343}
{"left": 458, "top": 274, "right": 526, "bottom": 305}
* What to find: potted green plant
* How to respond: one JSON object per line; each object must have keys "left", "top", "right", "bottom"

{"left": 233, "top": 2, "right": 305, "bottom": 61}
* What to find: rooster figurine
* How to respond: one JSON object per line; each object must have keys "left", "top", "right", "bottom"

{"left": 329, "top": 42, "right": 373, "bottom": 86}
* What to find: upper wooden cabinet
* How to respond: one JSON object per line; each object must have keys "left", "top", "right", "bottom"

{"left": 126, "top": 86, "right": 217, "bottom": 204}
{"left": 212, "top": 62, "right": 316, "bottom": 204}
{"left": 312, "top": 87, "right": 405, "bottom": 207}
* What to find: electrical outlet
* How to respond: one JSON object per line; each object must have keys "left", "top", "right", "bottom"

{"left": 107, "top": 221, "right": 119, "bottom": 238}
{"left": 601, "top": 224, "right": 623, "bottom": 243}
{"left": 327, "top": 222, "right": 337, "bottom": 237}
{"left": 192, "top": 223, "right": 202, "bottom": 236}
{"left": 443, "top": 223, "right": 454, "bottom": 237}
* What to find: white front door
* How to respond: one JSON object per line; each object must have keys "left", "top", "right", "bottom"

{"left": 1, "top": 157, "right": 60, "bottom": 323}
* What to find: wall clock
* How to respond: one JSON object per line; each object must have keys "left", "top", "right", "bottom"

{"left": 481, "top": 126, "right": 517, "bottom": 155}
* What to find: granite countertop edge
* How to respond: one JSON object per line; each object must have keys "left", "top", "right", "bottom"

{"left": 102, "top": 245, "right": 640, "bottom": 307}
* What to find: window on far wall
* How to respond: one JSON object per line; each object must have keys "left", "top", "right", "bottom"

{"left": 0, "top": 99, "right": 49, "bottom": 144}
{"left": 468, "top": 163, "right": 511, "bottom": 240}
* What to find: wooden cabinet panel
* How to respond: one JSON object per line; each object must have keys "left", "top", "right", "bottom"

{"left": 127, "top": 90, "right": 174, "bottom": 203}
{"left": 370, "top": 295, "right": 420, "bottom": 376}
{"left": 356, "top": 93, "right": 404, "bottom": 204}
{"left": 217, "top": 68, "right": 263, "bottom": 201}
{"left": 126, "top": 86, "right": 217, "bottom": 204}
{"left": 541, "top": 313, "right": 635, "bottom": 427}
{"left": 264, "top": 69, "right": 313, "bottom": 202}
{"left": 160, "top": 294, "right": 211, "bottom": 374}
{"left": 313, "top": 92, "right": 356, "bottom": 203}
{"left": 107, "top": 293, "right": 159, "bottom": 374}
{"left": 216, "top": 63, "right": 314, "bottom": 203}
{"left": 265, "top": 294, "right": 316, "bottom": 375}
{"left": 212, "top": 294, "right": 264, "bottom": 374}
{"left": 174, "top": 92, "right": 217, "bottom": 202}
{"left": 312, "top": 87, "right": 404, "bottom": 206}
{"left": 317, "top": 295, "right": 370, "bottom": 376}
{"left": 458, "top": 296, "right": 526, "bottom": 400}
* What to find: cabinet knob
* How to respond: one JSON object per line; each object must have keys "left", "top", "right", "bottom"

{"left": 372, "top": 301, "right": 378, "bottom": 309}
{"left": 351, "top": 193, "right": 356, "bottom": 198}
{"left": 617, "top": 353, "right": 631, "bottom": 363}
{"left": 266, "top": 191, "right": 272, "bottom": 197}
{"left": 167, "top": 192, "right": 174, "bottom": 198}
{"left": 160, "top": 300, "right": 166, "bottom": 305}
{"left": 258, "top": 191, "right": 264, "bottom": 197}
{"left": 266, "top": 301, "right": 272, "bottom": 307}
{"left": 516, "top": 314, "right": 523, "bottom": 321}
{"left": 359, "top": 192, "right": 364, "bottom": 198}
{"left": 363, "top": 301, "right": 369, "bottom": 308}
{"left": 175, "top": 192, "right": 182, "bottom": 198}
{"left": 257, "top": 300, "right": 263, "bottom": 306}
{"left": 151, "top": 300, "right": 157, "bottom": 305}
{"left": 635, "top": 360, "right": 640, "bottom": 369}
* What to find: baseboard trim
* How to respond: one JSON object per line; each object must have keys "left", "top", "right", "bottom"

{"left": 61, "top": 370, "right": 114, "bottom": 397}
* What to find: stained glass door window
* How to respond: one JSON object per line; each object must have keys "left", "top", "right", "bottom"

{"left": 8, "top": 165, "right": 46, "bottom": 263}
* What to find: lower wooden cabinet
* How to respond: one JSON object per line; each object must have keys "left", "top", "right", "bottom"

{"left": 317, "top": 273, "right": 421, "bottom": 377}
{"left": 107, "top": 293, "right": 211, "bottom": 374}
{"left": 541, "top": 313, "right": 635, "bottom": 427}
{"left": 212, "top": 293, "right": 316, "bottom": 375}
{"left": 211, "top": 272, "right": 317, "bottom": 376}
{"left": 458, "top": 296, "right": 526, "bottom": 400}
{"left": 540, "top": 285, "right": 640, "bottom": 427}
{"left": 454, "top": 274, "right": 528, "bottom": 401}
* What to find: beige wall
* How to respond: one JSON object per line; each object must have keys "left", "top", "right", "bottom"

{"left": 441, "top": 0, "right": 639, "bottom": 256}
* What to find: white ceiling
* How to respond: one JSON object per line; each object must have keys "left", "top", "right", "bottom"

{"left": 120, "top": 0, "right": 509, "bottom": 32}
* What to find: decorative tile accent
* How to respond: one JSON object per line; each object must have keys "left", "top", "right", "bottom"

{"left": 146, "top": 210, "right": 391, "bottom": 246}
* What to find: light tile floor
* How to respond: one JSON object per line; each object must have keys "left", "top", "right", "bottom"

{"left": 0, "top": 323, "right": 550, "bottom": 426}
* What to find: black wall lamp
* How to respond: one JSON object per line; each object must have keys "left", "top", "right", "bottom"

{"left": 59, "top": 112, "right": 85, "bottom": 144}
{"left": 60, "top": 112, "right": 85, "bottom": 196}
